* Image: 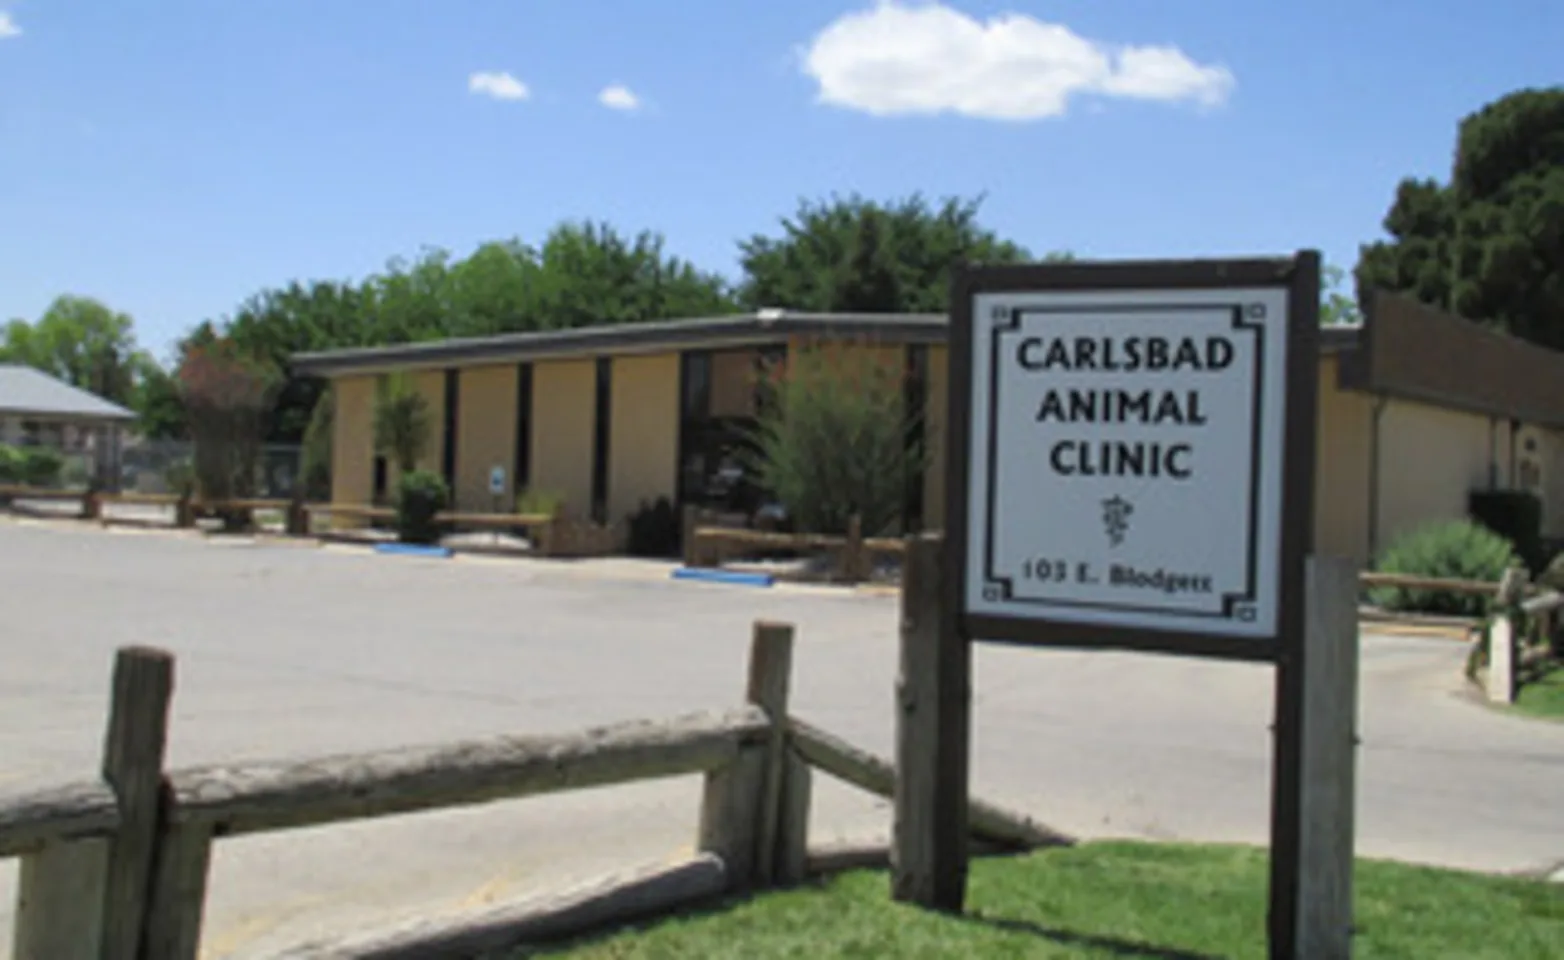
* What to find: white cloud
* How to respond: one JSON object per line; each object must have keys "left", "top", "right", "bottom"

{"left": 598, "top": 84, "right": 641, "bottom": 112}
{"left": 468, "top": 71, "right": 530, "bottom": 102}
{"left": 0, "top": 12, "right": 22, "bottom": 39}
{"left": 800, "top": 1, "right": 1234, "bottom": 121}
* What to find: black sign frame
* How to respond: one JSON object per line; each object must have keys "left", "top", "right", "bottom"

{"left": 943, "top": 254, "right": 1321, "bottom": 664}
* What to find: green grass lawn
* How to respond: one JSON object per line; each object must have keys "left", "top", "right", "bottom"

{"left": 1515, "top": 660, "right": 1564, "bottom": 720}
{"left": 526, "top": 842, "right": 1563, "bottom": 959}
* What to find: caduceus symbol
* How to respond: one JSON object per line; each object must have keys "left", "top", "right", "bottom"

{"left": 1102, "top": 495, "right": 1133, "bottom": 547}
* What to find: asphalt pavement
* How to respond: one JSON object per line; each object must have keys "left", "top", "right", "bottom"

{"left": 2, "top": 518, "right": 1561, "bottom": 958}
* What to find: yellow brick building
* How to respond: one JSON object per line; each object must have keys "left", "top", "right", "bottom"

{"left": 293, "top": 294, "right": 1564, "bottom": 565}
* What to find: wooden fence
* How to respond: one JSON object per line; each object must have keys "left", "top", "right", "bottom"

{"left": 1361, "top": 567, "right": 1563, "bottom": 704}
{"left": 682, "top": 507, "right": 907, "bottom": 583}
{"left": 0, "top": 485, "right": 627, "bottom": 558}
{"left": 0, "top": 621, "right": 1065, "bottom": 960}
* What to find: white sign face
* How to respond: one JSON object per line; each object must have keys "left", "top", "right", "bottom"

{"left": 489, "top": 465, "right": 506, "bottom": 496}
{"left": 964, "top": 287, "right": 1291, "bottom": 639}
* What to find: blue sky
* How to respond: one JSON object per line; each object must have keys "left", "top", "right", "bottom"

{"left": 2, "top": 1, "right": 1560, "bottom": 361}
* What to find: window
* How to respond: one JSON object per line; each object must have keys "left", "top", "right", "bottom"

{"left": 441, "top": 369, "right": 459, "bottom": 489}
{"left": 591, "top": 358, "right": 612, "bottom": 523}
{"left": 677, "top": 345, "right": 783, "bottom": 516}
{"left": 514, "top": 363, "right": 533, "bottom": 492}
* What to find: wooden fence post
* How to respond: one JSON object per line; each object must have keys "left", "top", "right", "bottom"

{"left": 1487, "top": 567, "right": 1529, "bottom": 705}
{"left": 839, "top": 515, "right": 867, "bottom": 583}
{"left": 1291, "top": 555, "right": 1361, "bottom": 960}
{"left": 285, "top": 494, "right": 308, "bottom": 536}
{"left": 141, "top": 822, "right": 215, "bottom": 960}
{"left": 1487, "top": 615, "right": 1516, "bottom": 704}
{"left": 13, "top": 838, "right": 109, "bottom": 960}
{"left": 891, "top": 534, "right": 969, "bottom": 911}
{"left": 100, "top": 646, "right": 176, "bottom": 960}
{"left": 696, "top": 748, "right": 766, "bottom": 893}
{"left": 697, "top": 621, "right": 796, "bottom": 892}
{"left": 776, "top": 752, "right": 812, "bottom": 886}
{"left": 681, "top": 505, "right": 702, "bottom": 568}
{"left": 746, "top": 621, "right": 796, "bottom": 886}
{"left": 13, "top": 646, "right": 175, "bottom": 960}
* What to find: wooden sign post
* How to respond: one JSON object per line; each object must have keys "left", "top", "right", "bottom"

{"left": 893, "top": 252, "right": 1357, "bottom": 958}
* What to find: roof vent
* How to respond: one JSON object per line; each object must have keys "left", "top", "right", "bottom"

{"left": 756, "top": 307, "right": 786, "bottom": 322}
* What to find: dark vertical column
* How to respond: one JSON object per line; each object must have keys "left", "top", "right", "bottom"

{"left": 514, "top": 363, "right": 533, "bottom": 494}
{"left": 591, "top": 357, "right": 612, "bottom": 523}
{"left": 442, "top": 368, "right": 459, "bottom": 491}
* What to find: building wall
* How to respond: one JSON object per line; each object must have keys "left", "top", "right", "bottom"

{"left": 329, "top": 375, "right": 376, "bottom": 515}
{"left": 1526, "top": 426, "right": 1564, "bottom": 539}
{"left": 1312, "top": 357, "right": 1375, "bottom": 566}
{"left": 529, "top": 358, "right": 597, "bottom": 518}
{"left": 1374, "top": 397, "right": 1495, "bottom": 552}
{"left": 453, "top": 364, "right": 519, "bottom": 512}
{"left": 608, "top": 353, "right": 680, "bottom": 521}
{"left": 923, "top": 345, "right": 949, "bottom": 530}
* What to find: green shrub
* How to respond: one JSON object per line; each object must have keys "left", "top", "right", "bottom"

{"left": 744, "top": 341, "right": 928, "bottom": 537}
{"left": 374, "top": 374, "right": 432, "bottom": 473}
{"left": 19, "top": 448, "right": 63, "bottom": 487}
{"left": 516, "top": 487, "right": 564, "bottom": 518}
{"left": 1469, "top": 489, "right": 1544, "bottom": 573}
{"left": 394, "top": 469, "right": 449, "bottom": 544}
{"left": 0, "top": 444, "right": 22, "bottom": 483}
{"left": 628, "top": 497, "right": 680, "bottom": 557}
{"left": 1371, "top": 520, "right": 1521, "bottom": 617}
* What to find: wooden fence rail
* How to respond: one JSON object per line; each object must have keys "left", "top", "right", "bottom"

{"left": 682, "top": 507, "right": 907, "bottom": 583}
{"left": 1356, "top": 571, "right": 1507, "bottom": 596}
{"left": 0, "top": 620, "right": 1066, "bottom": 960}
{"left": 167, "top": 708, "right": 767, "bottom": 837}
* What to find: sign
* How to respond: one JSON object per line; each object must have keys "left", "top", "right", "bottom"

{"left": 947, "top": 255, "right": 1319, "bottom": 661}
{"left": 489, "top": 465, "right": 506, "bottom": 496}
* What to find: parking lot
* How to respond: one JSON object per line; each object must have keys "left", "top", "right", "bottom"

{"left": 3, "top": 518, "right": 1562, "bottom": 958}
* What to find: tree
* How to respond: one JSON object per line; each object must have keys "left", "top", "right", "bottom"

{"left": 1, "top": 295, "right": 146, "bottom": 407}
{"left": 373, "top": 374, "right": 432, "bottom": 474}
{"left": 738, "top": 193, "right": 1041, "bottom": 313}
{"left": 178, "top": 338, "right": 278, "bottom": 528}
{"left": 744, "top": 342, "right": 928, "bottom": 537}
{"left": 130, "top": 355, "right": 187, "bottom": 440}
{"left": 299, "top": 389, "right": 334, "bottom": 500}
{"left": 1321, "top": 262, "right": 1363, "bottom": 326}
{"left": 192, "top": 222, "right": 735, "bottom": 445}
{"left": 1356, "top": 87, "right": 1564, "bottom": 349}
{"left": 0, "top": 295, "right": 192, "bottom": 438}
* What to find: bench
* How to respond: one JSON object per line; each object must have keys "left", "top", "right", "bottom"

{"left": 302, "top": 503, "right": 397, "bottom": 523}
{"left": 435, "top": 511, "right": 554, "bottom": 534}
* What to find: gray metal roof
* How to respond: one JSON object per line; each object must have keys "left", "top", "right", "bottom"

{"left": 0, "top": 364, "right": 137, "bottom": 421}
{"left": 290, "top": 309, "right": 1363, "bottom": 377}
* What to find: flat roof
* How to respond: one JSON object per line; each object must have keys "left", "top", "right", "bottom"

{"left": 292, "top": 309, "right": 1359, "bottom": 377}
{"left": 0, "top": 364, "right": 136, "bottom": 421}
{"left": 290, "top": 299, "right": 1564, "bottom": 428}
{"left": 291, "top": 312, "right": 951, "bottom": 377}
